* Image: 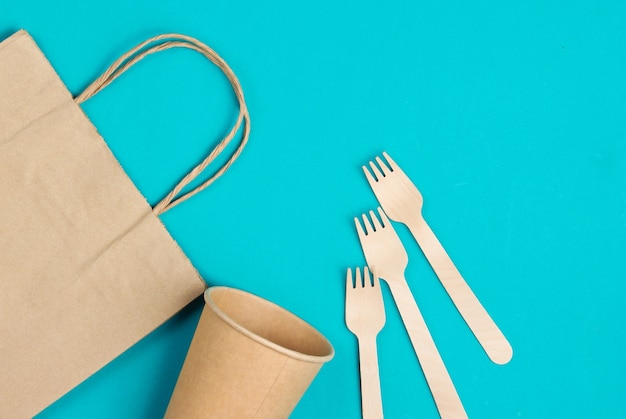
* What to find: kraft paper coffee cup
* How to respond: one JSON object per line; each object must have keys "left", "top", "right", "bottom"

{"left": 164, "top": 286, "right": 334, "bottom": 419}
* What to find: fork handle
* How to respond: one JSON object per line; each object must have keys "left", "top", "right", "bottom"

{"left": 356, "top": 336, "right": 384, "bottom": 419}
{"left": 387, "top": 279, "right": 467, "bottom": 419}
{"left": 407, "top": 217, "right": 513, "bottom": 365}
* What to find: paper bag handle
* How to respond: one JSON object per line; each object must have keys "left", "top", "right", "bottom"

{"left": 74, "top": 34, "right": 250, "bottom": 216}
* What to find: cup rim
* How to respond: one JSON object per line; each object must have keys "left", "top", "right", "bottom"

{"left": 204, "top": 286, "right": 335, "bottom": 364}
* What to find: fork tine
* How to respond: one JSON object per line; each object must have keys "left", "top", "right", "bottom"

{"left": 369, "top": 266, "right": 378, "bottom": 283}
{"left": 346, "top": 267, "right": 354, "bottom": 290}
{"left": 356, "top": 266, "right": 363, "bottom": 287}
{"left": 375, "top": 156, "right": 391, "bottom": 176}
{"left": 354, "top": 217, "right": 367, "bottom": 241}
{"left": 361, "top": 214, "right": 373, "bottom": 235}
{"left": 362, "top": 165, "right": 378, "bottom": 186}
{"left": 363, "top": 266, "right": 372, "bottom": 286}
{"left": 368, "top": 161, "right": 384, "bottom": 181}
{"left": 369, "top": 210, "right": 383, "bottom": 231}
{"left": 381, "top": 151, "right": 398, "bottom": 171}
{"left": 377, "top": 207, "right": 390, "bottom": 227}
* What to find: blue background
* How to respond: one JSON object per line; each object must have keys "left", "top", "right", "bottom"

{"left": 2, "top": 0, "right": 625, "bottom": 417}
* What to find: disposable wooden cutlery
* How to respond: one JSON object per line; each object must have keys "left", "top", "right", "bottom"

{"left": 363, "top": 152, "right": 513, "bottom": 365}
{"left": 355, "top": 209, "right": 467, "bottom": 419}
{"left": 345, "top": 267, "right": 386, "bottom": 419}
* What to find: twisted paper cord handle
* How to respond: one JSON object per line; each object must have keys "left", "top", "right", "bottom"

{"left": 75, "top": 33, "right": 250, "bottom": 215}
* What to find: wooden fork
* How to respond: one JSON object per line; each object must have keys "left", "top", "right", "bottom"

{"left": 345, "top": 266, "right": 386, "bottom": 419}
{"left": 356, "top": 209, "right": 467, "bottom": 419}
{"left": 363, "top": 151, "right": 513, "bottom": 365}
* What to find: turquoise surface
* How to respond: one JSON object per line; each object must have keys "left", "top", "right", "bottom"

{"left": 3, "top": 0, "right": 625, "bottom": 417}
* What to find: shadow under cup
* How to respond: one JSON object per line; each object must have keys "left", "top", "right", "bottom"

{"left": 164, "top": 286, "right": 335, "bottom": 419}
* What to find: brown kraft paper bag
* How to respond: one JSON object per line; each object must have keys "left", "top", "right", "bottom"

{"left": 0, "top": 30, "right": 250, "bottom": 418}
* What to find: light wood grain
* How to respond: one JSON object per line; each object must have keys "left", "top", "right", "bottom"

{"left": 345, "top": 267, "right": 386, "bottom": 419}
{"left": 356, "top": 210, "right": 467, "bottom": 419}
{"left": 363, "top": 151, "right": 513, "bottom": 365}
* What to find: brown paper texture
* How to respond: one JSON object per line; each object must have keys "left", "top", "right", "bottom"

{"left": 0, "top": 30, "right": 206, "bottom": 418}
{"left": 164, "top": 287, "right": 334, "bottom": 419}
